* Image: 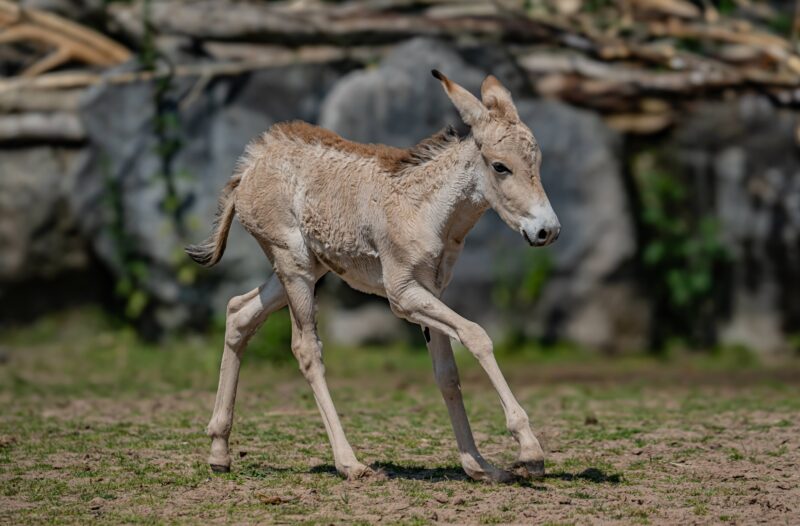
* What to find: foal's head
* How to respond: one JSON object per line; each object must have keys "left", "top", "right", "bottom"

{"left": 432, "top": 70, "right": 560, "bottom": 247}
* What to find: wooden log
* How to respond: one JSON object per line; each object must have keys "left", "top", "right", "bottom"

{"left": 648, "top": 19, "right": 789, "bottom": 50}
{"left": 519, "top": 51, "right": 744, "bottom": 94}
{"left": 0, "top": 57, "right": 356, "bottom": 94}
{"left": 605, "top": 112, "right": 673, "bottom": 134}
{"left": 0, "top": 0, "right": 131, "bottom": 76}
{"left": 107, "top": 0, "right": 535, "bottom": 44}
{"left": 0, "top": 88, "right": 83, "bottom": 112}
{"left": 0, "top": 112, "right": 85, "bottom": 142}
{"left": 630, "top": 0, "right": 702, "bottom": 19}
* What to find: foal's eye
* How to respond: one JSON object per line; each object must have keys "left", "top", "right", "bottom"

{"left": 491, "top": 162, "right": 511, "bottom": 175}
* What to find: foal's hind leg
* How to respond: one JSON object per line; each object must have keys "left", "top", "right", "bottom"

{"left": 425, "top": 327, "right": 513, "bottom": 482}
{"left": 207, "top": 276, "right": 286, "bottom": 472}
{"left": 272, "top": 245, "right": 370, "bottom": 480}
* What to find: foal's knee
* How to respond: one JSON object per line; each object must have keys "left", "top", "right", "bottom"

{"left": 207, "top": 415, "right": 232, "bottom": 439}
{"left": 224, "top": 295, "right": 260, "bottom": 351}
{"left": 506, "top": 408, "right": 530, "bottom": 435}
{"left": 459, "top": 322, "right": 493, "bottom": 359}
{"left": 292, "top": 333, "right": 325, "bottom": 381}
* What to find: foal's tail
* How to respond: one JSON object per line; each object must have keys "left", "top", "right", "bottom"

{"left": 185, "top": 175, "right": 241, "bottom": 267}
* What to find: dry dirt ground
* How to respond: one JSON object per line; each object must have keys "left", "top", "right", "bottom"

{"left": 1, "top": 312, "right": 799, "bottom": 525}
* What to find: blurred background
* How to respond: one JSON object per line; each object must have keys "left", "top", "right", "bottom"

{"left": 2, "top": 0, "right": 800, "bottom": 358}
{"left": 6, "top": 5, "right": 800, "bottom": 521}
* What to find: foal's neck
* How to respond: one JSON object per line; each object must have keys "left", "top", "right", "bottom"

{"left": 409, "top": 133, "right": 489, "bottom": 242}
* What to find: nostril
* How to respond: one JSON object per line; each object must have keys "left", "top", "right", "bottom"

{"left": 537, "top": 228, "right": 548, "bottom": 241}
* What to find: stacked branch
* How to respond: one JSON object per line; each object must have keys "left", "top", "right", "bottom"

{"left": 0, "top": 0, "right": 131, "bottom": 77}
{"left": 3, "top": 0, "right": 800, "bottom": 136}
{"left": 0, "top": 0, "right": 132, "bottom": 141}
{"left": 101, "top": 0, "right": 800, "bottom": 131}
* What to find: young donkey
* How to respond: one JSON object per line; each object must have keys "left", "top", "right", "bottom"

{"left": 187, "top": 71, "right": 560, "bottom": 482}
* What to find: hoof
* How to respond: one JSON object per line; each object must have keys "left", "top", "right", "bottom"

{"left": 462, "top": 455, "right": 515, "bottom": 483}
{"left": 210, "top": 463, "right": 231, "bottom": 473}
{"left": 463, "top": 465, "right": 515, "bottom": 484}
{"left": 512, "top": 459, "right": 545, "bottom": 479}
{"left": 478, "top": 469, "right": 515, "bottom": 484}
{"left": 341, "top": 463, "right": 373, "bottom": 481}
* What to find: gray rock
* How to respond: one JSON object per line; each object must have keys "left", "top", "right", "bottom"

{"left": 320, "top": 38, "right": 484, "bottom": 146}
{"left": 675, "top": 95, "right": 800, "bottom": 353}
{"left": 0, "top": 147, "right": 88, "bottom": 282}
{"left": 518, "top": 100, "right": 639, "bottom": 349}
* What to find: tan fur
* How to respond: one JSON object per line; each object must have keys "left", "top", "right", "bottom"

{"left": 191, "top": 72, "right": 560, "bottom": 482}
{"left": 268, "top": 120, "right": 462, "bottom": 175}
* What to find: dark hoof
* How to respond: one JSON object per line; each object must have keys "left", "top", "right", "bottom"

{"left": 512, "top": 459, "right": 545, "bottom": 479}
{"left": 210, "top": 463, "right": 231, "bottom": 474}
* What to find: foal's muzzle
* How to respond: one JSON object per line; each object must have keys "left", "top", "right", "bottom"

{"left": 522, "top": 224, "right": 561, "bottom": 247}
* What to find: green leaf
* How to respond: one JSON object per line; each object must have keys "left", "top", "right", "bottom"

{"left": 125, "top": 290, "right": 149, "bottom": 319}
{"left": 643, "top": 242, "right": 665, "bottom": 265}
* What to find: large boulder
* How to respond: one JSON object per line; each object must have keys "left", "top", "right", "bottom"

{"left": 0, "top": 146, "right": 103, "bottom": 324}
{"left": 70, "top": 64, "right": 345, "bottom": 329}
{"left": 0, "top": 147, "right": 88, "bottom": 282}
{"left": 320, "top": 38, "right": 485, "bottom": 146}
{"left": 672, "top": 95, "right": 800, "bottom": 353}
{"left": 319, "top": 38, "right": 639, "bottom": 350}
{"left": 514, "top": 100, "right": 642, "bottom": 350}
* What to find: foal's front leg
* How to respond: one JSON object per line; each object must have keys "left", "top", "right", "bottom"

{"left": 392, "top": 284, "right": 545, "bottom": 479}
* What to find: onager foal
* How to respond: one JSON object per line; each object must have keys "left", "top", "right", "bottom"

{"left": 187, "top": 71, "right": 560, "bottom": 482}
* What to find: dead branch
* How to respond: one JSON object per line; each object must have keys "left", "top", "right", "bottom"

{"left": 0, "top": 0, "right": 131, "bottom": 76}
{"left": 0, "top": 112, "right": 84, "bottom": 142}
{"left": 0, "top": 88, "right": 82, "bottom": 112}
{"left": 3, "top": 0, "right": 800, "bottom": 137}
{"left": 0, "top": 57, "right": 351, "bottom": 94}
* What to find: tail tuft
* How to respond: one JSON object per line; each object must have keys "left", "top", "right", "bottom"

{"left": 185, "top": 176, "right": 240, "bottom": 268}
{"left": 185, "top": 241, "right": 217, "bottom": 267}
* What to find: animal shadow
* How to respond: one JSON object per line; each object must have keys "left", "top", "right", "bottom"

{"left": 370, "top": 462, "right": 470, "bottom": 482}
{"left": 546, "top": 467, "right": 622, "bottom": 484}
{"left": 309, "top": 462, "right": 469, "bottom": 482}
{"left": 309, "top": 463, "right": 622, "bottom": 486}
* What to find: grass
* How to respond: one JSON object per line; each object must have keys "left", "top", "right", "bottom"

{"left": 1, "top": 309, "right": 799, "bottom": 524}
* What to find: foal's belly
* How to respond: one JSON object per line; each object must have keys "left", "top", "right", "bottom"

{"left": 338, "top": 258, "right": 387, "bottom": 297}
{"left": 305, "top": 237, "right": 387, "bottom": 297}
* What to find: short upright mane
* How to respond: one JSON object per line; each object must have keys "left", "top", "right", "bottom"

{"left": 271, "top": 121, "right": 462, "bottom": 175}
{"left": 396, "top": 125, "right": 462, "bottom": 174}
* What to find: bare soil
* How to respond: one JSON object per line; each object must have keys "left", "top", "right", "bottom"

{"left": 1, "top": 316, "right": 798, "bottom": 524}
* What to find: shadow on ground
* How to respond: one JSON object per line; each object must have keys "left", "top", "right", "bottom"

{"left": 304, "top": 462, "right": 623, "bottom": 486}
{"left": 547, "top": 467, "right": 622, "bottom": 484}
{"left": 371, "top": 462, "right": 470, "bottom": 482}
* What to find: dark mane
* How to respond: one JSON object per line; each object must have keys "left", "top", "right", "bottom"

{"left": 395, "top": 125, "right": 463, "bottom": 174}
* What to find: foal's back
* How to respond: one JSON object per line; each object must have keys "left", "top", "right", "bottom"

{"left": 232, "top": 121, "right": 403, "bottom": 272}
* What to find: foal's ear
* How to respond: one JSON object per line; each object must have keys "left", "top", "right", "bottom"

{"left": 432, "top": 70, "right": 487, "bottom": 127}
{"left": 480, "top": 75, "right": 519, "bottom": 122}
